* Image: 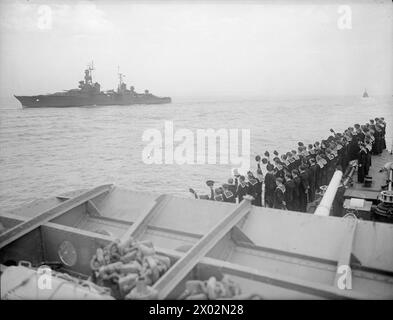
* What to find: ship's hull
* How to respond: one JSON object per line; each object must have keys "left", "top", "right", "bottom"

{"left": 14, "top": 93, "right": 171, "bottom": 108}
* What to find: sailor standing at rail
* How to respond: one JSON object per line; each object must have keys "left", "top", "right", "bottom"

{"left": 357, "top": 141, "right": 368, "bottom": 183}
{"left": 379, "top": 117, "right": 387, "bottom": 150}
{"left": 286, "top": 152, "right": 296, "bottom": 173}
{"left": 247, "top": 171, "right": 262, "bottom": 206}
{"left": 292, "top": 150, "right": 301, "bottom": 170}
{"left": 348, "top": 127, "right": 360, "bottom": 161}
{"left": 236, "top": 175, "right": 249, "bottom": 203}
{"left": 256, "top": 161, "right": 264, "bottom": 207}
{"left": 364, "top": 137, "right": 372, "bottom": 176}
{"left": 264, "top": 163, "right": 276, "bottom": 208}
{"left": 284, "top": 172, "right": 296, "bottom": 211}
{"left": 298, "top": 165, "right": 310, "bottom": 212}
{"left": 222, "top": 184, "right": 236, "bottom": 203}
{"left": 227, "top": 178, "right": 237, "bottom": 196}
{"left": 273, "top": 177, "right": 286, "bottom": 210}
{"left": 273, "top": 156, "right": 285, "bottom": 179}
{"left": 307, "top": 144, "right": 316, "bottom": 162}
{"left": 308, "top": 158, "right": 318, "bottom": 202}
{"left": 375, "top": 124, "right": 383, "bottom": 155}
{"left": 325, "top": 149, "right": 335, "bottom": 183}
{"left": 291, "top": 169, "right": 301, "bottom": 211}
{"left": 315, "top": 154, "right": 324, "bottom": 190}
{"left": 189, "top": 180, "right": 215, "bottom": 200}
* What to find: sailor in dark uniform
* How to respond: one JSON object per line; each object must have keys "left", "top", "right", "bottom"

{"left": 214, "top": 187, "right": 225, "bottom": 202}
{"left": 291, "top": 169, "right": 301, "bottom": 211}
{"left": 189, "top": 180, "right": 215, "bottom": 200}
{"left": 314, "top": 141, "right": 321, "bottom": 153}
{"left": 236, "top": 175, "right": 249, "bottom": 203}
{"left": 320, "top": 139, "right": 328, "bottom": 152}
{"left": 264, "top": 163, "right": 276, "bottom": 208}
{"left": 273, "top": 157, "right": 285, "bottom": 179}
{"left": 247, "top": 171, "right": 262, "bottom": 206}
{"left": 343, "top": 133, "right": 352, "bottom": 169}
{"left": 222, "top": 184, "right": 236, "bottom": 203}
{"left": 273, "top": 177, "right": 286, "bottom": 210}
{"left": 297, "top": 146, "right": 305, "bottom": 163}
{"left": 227, "top": 178, "right": 237, "bottom": 196}
{"left": 359, "top": 125, "right": 367, "bottom": 142}
{"left": 255, "top": 155, "right": 264, "bottom": 182}
{"left": 325, "top": 149, "right": 336, "bottom": 183}
{"left": 378, "top": 118, "right": 387, "bottom": 150}
{"left": 308, "top": 158, "right": 318, "bottom": 202}
{"left": 280, "top": 154, "right": 290, "bottom": 172}
{"left": 354, "top": 124, "right": 362, "bottom": 139}
{"left": 264, "top": 151, "right": 270, "bottom": 164}
{"left": 261, "top": 157, "right": 269, "bottom": 175}
{"left": 315, "top": 154, "right": 324, "bottom": 190}
{"left": 318, "top": 153, "right": 328, "bottom": 186}
{"left": 291, "top": 150, "right": 301, "bottom": 170}
{"left": 357, "top": 142, "right": 368, "bottom": 183}
{"left": 348, "top": 129, "right": 359, "bottom": 161}
{"left": 336, "top": 138, "right": 347, "bottom": 171}
{"left": 298, "top": 165, "right": 310, "bottom": 212}
{"left": 375, "top": 125, "right": 383, "bottom": 154}
{"left": 307, "top": 144, "right": 316, "bottom": 162}
{"left": 284, "top": 173, "right": 296, "bottom": 211}
{"left": 286, "top": 152, "right": 296, "bottom": 172}
{"left": 364, "top": 138, "right": 372, "bottom": 176}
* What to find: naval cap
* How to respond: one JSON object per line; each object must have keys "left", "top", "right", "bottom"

{"left": 267, "top": 163, "right": 274, "bottom": 171}
{"left": 206, "top": 180, "right": 215, "bottom": 187}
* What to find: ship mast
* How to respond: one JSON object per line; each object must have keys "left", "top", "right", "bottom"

{"left": 85, "top": 61, "right": 94, "bottom": 85}
{"left": 117, "top": 65, "right": 126, "bottom": 92}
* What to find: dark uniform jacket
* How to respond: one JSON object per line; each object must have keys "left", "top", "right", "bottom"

{"left": 292, "top": 175, "right": 301, "bottom": 211}
{"left": 273, "top": 185, "right": 286, "bottom": 210}
{"left": 284, "top": 178, "right": 296, "bottom": 211}
{"left": 299, "top": 171, "right": 309, "bottom": 212}
{"left": 236, "top": 182, "right": 249, "bottom": 203}
{"left": 264, "top": 172, "right": 276, "bottom": 207}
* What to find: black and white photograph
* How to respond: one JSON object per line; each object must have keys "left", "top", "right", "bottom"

{"left": 0, "top": 0, "right": 392, "bottom": 303}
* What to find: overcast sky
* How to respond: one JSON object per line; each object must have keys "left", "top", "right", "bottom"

{"left": 0, "top": 0, "right": 392, "bottom": 99}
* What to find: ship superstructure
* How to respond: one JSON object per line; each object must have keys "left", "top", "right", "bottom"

{"left": 14, "top": 62, "right": 171, "bottom": 108}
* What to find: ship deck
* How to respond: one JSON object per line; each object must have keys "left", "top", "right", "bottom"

{"left": 1, "top": 181, "right": 393, "bottom": 299}
{"left": 344, "top": 149, "right": 392, "bottom": 202}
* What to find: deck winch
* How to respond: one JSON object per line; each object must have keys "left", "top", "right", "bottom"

{"left": 374, "top": 162, "right": 393, "bottom": 220}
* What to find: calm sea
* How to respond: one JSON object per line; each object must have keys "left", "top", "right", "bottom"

{"left": 0, "top": 95, "right": 392, "bottom": 212}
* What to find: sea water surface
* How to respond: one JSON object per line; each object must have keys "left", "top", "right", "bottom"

{"left": 0, "top": 95, "right": 392, "bottom": 211}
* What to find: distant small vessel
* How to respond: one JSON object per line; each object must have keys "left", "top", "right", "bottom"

{"left": 363, "top": 89, "right": 369, "bottom": 98}
{"left": 14, "top": 62, "right": 171, "bottom": 108}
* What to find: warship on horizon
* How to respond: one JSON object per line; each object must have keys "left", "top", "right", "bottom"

{"left": 14, "top": 62, "right": 171, "bottom": 108}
